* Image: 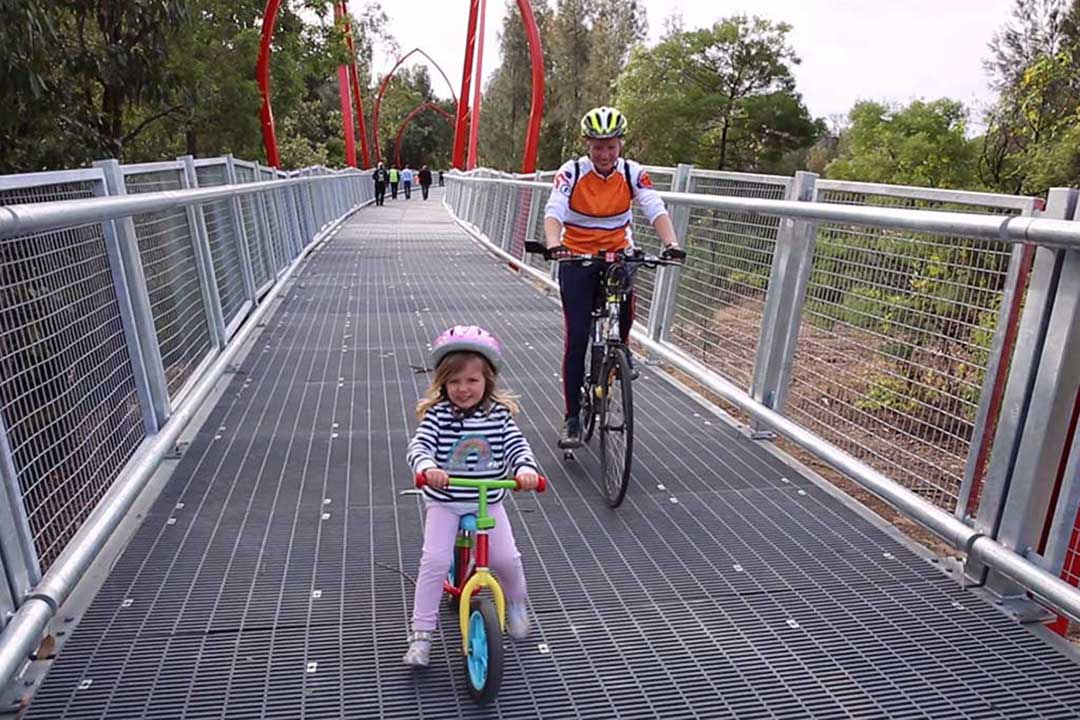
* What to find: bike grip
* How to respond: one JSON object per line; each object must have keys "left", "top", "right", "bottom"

{"left": 415, "top": 471, "right": 427, "bottom": 488}
{"left": 517, "top": 475, "right": 547, "bottom": 492}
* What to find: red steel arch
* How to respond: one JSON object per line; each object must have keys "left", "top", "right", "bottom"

{"left": 256, "top": 0, "right": 284, "bottom": 167}
{"left": 372, "top": 48, "right": 458, "bottom": 164}
{"left": 451, "top": 0, "right": 543, "bottom": 173}
{"left": 393, "top": 102, "right": 454, "bottom": 168}
{"left": 259, "top": 5, "right": 543, "bottom": 172}
{"left": 259, "top": 1, "right": 372, "bottom": 168}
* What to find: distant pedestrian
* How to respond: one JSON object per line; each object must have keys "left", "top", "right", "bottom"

{"left": 419, "top": 165, "right": 433, "bottom": 200}
{"left": 402, "top": 165, "right": 414, "bottom": 199}
{"left": 373, "top": 162, "right": 388, "bottom": 206}
{"left": 438, "top": 170, "right": 444, "bottom": 187}
{"left": 389, "top": 166, "right": 400, "bottom": 199}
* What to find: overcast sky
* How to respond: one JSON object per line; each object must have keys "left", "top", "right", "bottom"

{"left": 368, "top": 0, "right": 1017, "bottom": 131}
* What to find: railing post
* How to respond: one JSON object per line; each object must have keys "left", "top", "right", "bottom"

{"left": 0, "top": 411, "right": 41, "bottom": 607}
{"left": 276, "top": 181, "right": 295, "bottom": 261}
{"left": 224, "top": 155, "right": 259, "bottom": 304}
{"left": 302, "top": 175, "right": 317, "bottom": 244}
{"left": 253, "top": 163, "right": 279, "bottom": 277}
{"left": 648, "top": 163, "right": 693, "bottom": 342}
{"left": 501, "top": 183, "right": 517, "bottom": 253}
{"left": 1043, "top": 414, "right": 1080, "bottom": 614}
{"left": 748, "top": 171, "right": 819, "bottom": 431}
{"left": 316, "top": 169, "right": 329, "bottom": 229}
{"left": 94, "top": 159, "right": 171, "bottom": 428}
{"left": 179, "top": 156, "right": 228, "bottom": 348}
{"left": 467, "top": 180, "right": 478, "bottom": 226}
{"left": 979, "top": 188, "right": 1080, "bottom": 612}
{"left": 955, "top": 203, "right": 1039, "bottom": 523}
{"left": 283, "top": 175, "right": 304, "bottom": 259}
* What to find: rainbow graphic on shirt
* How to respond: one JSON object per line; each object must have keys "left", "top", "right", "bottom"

{"left": 445, "top": 434, "right": 497, "bottom": 472}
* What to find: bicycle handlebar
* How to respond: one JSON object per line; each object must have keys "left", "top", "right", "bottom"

{"left": 524, "top": 240, "right": 684, "bottom": 266}
{"left": 414, "top": 471, "right": 548, "bottom": 493}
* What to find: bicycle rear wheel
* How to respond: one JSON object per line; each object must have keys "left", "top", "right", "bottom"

{"left": 599, "top": 347, "right": 633, "bottom": 507}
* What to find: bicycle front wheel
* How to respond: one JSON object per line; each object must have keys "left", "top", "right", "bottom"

{"left": 464, "top": 598, "right": 504, "bottom": 705}
{"left": 599, "top": 347, "right": 633, "bottom": 507}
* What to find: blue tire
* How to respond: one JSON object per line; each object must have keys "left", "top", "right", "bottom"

{"left": 465, "top": 598, "right": 503, "bottom": 705}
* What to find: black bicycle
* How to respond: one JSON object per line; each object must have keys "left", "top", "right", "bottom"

{"left": 526, "top": 240, "right": 685, "bottom": 507}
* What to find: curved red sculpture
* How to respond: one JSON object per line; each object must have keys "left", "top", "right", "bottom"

{"left": 394, "top": 102, "right": 454, "bottom": 168}
{"left": 341, "top": 2, "right": 371, "bottom": 168}
{"left": 256, "top": 0, "right": 284, "bottom": 167}
{"left": 258, "top": 3, "right": 543, "bottom": 172}
{"left": 259, "top": 1, "right": 372, "bottom": 168}
{"left": 451, "top": 0, "right": 543, "bottom": 173}
{"left": 372, "top": 48, "right": 458, "bottom": 164}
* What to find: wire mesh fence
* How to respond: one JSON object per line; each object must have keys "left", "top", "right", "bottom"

{"left": 194, "top": 163, "right": 249, "bottom": 331}
{"left": 234, "top": 164, "right": 273, "bottom": 292}
{"left": 0, "top": 161, "right": 366, "bottom": 585}
{"left": 627, "top": 167, "right": 674, "bottom": 328}
{"left": 0, "top": 180, "right": 145, "bottom": 571}
{"left": 666, "top": 173, "right": 790, "bottom": 393}
{"left": 258, "top": 168, "right": 291, "bottom": 275}
{"left": 784, "top": 185, "right": 1028, "bottom": 511}
{"left": 124, "top": 168, "right": 215, "bottom": 401}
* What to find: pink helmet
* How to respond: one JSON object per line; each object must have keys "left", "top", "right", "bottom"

{"left": 430, "top": 325, "right": 504, "bottom": 371}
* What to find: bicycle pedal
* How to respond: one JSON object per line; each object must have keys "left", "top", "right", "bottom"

{"left": 562, "top": 449, "right": 576, "bottom": 461}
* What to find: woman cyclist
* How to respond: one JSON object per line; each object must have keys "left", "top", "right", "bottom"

{"left": 542, "top": 106, "right": 684, "bottom": 449}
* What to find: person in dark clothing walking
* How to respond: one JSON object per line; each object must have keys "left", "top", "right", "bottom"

{"left": 418, "top": 165, "right": 433, "bottom": 200}
{"left": 373, "top": 162, "right": 388, "bottom": 206}
{"left": 438, "top": 170, "right": 444, "bottom": 187}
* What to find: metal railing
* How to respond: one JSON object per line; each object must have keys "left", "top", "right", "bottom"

{"left": 444, "top": 167, "right": 1080, "bottom": 634}
{"left": 0, "top": 156, "right": 373, "bottom": 690}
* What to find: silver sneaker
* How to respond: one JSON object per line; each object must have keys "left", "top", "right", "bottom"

{"left": 507, "top": 602, "right": 530, "bottom": 640}
{"left": 402, "top": 630, "right": 432, "bottom": 667}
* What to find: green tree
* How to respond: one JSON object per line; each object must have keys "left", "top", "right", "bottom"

{"left": 980, "top": 0, "right": 1080, "bottom": 193}
{"left": 0, "top": 0, "right": 188, "bottom": 171}
{"left": 825, "top": 99, "right": 977, "bottom": 189}
{"left": 479, "top": 0, "right": 554, "bottom": 170}
{"left": 616, "top": 16, "right": 820, "bottom": 171}
{"left": 545, "top": 0, "right": 646, "bottom": 159}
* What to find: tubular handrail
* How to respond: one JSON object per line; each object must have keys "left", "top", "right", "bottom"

{"left": 0, "top": 172, "right": 370, "bottom": 240}
{"left": 443, "top": 171, "right": 1080, "bottom": 624}
{"left": 0, "top": 186, "right": 368, "bottom": 694}
{"left": 445, "top": 172, "right": 1080, "bottom": 250}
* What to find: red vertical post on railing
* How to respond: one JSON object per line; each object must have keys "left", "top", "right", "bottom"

{"left": 466, "top": 0, "right": 487, "bottom": 170}
{"left": 257, "top": 0, "right": 284, "bottom": 167}
{"left": 452, "top": 0, "right": 481, "bottom": 170}
{"left": 333, "top": 3, "right": 357, "bottom": 167}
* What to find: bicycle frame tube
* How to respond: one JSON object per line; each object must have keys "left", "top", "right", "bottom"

{"left": 435, "top": 476, "right": 518, "bottom": 652}
{"left": 459, "top": 567, "right": 506, "bottom": 653}
{"left": 604, "top": 265, "right": 629, "bottom": 342}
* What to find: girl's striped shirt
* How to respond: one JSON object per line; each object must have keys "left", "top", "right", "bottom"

{"left": 407, "top": 400, "right": 539, "bottom": 504}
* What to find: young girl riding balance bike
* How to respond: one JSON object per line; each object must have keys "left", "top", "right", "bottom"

{"left": 403, "top": 325, "right": 541, "bottom": 667}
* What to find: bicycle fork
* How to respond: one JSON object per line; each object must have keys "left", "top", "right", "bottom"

{"left": 457, "top": 496, "right": 506, "bottom": 653}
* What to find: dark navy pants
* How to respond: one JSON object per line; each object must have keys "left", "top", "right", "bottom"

{"left": 558, "top": 262, "right": 635, "bottom": 419}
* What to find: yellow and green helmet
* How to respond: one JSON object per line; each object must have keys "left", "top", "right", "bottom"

{"left": 580, "top": 106, "right": 627, "bottom": 139}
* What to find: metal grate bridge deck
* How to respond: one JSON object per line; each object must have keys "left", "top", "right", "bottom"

{"left": 24, "top": 192, "right": 1080, "bottom": 719}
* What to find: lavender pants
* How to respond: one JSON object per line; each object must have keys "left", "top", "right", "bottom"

{"left": 411, "top": 501, "right": 527, "bottom": 632}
